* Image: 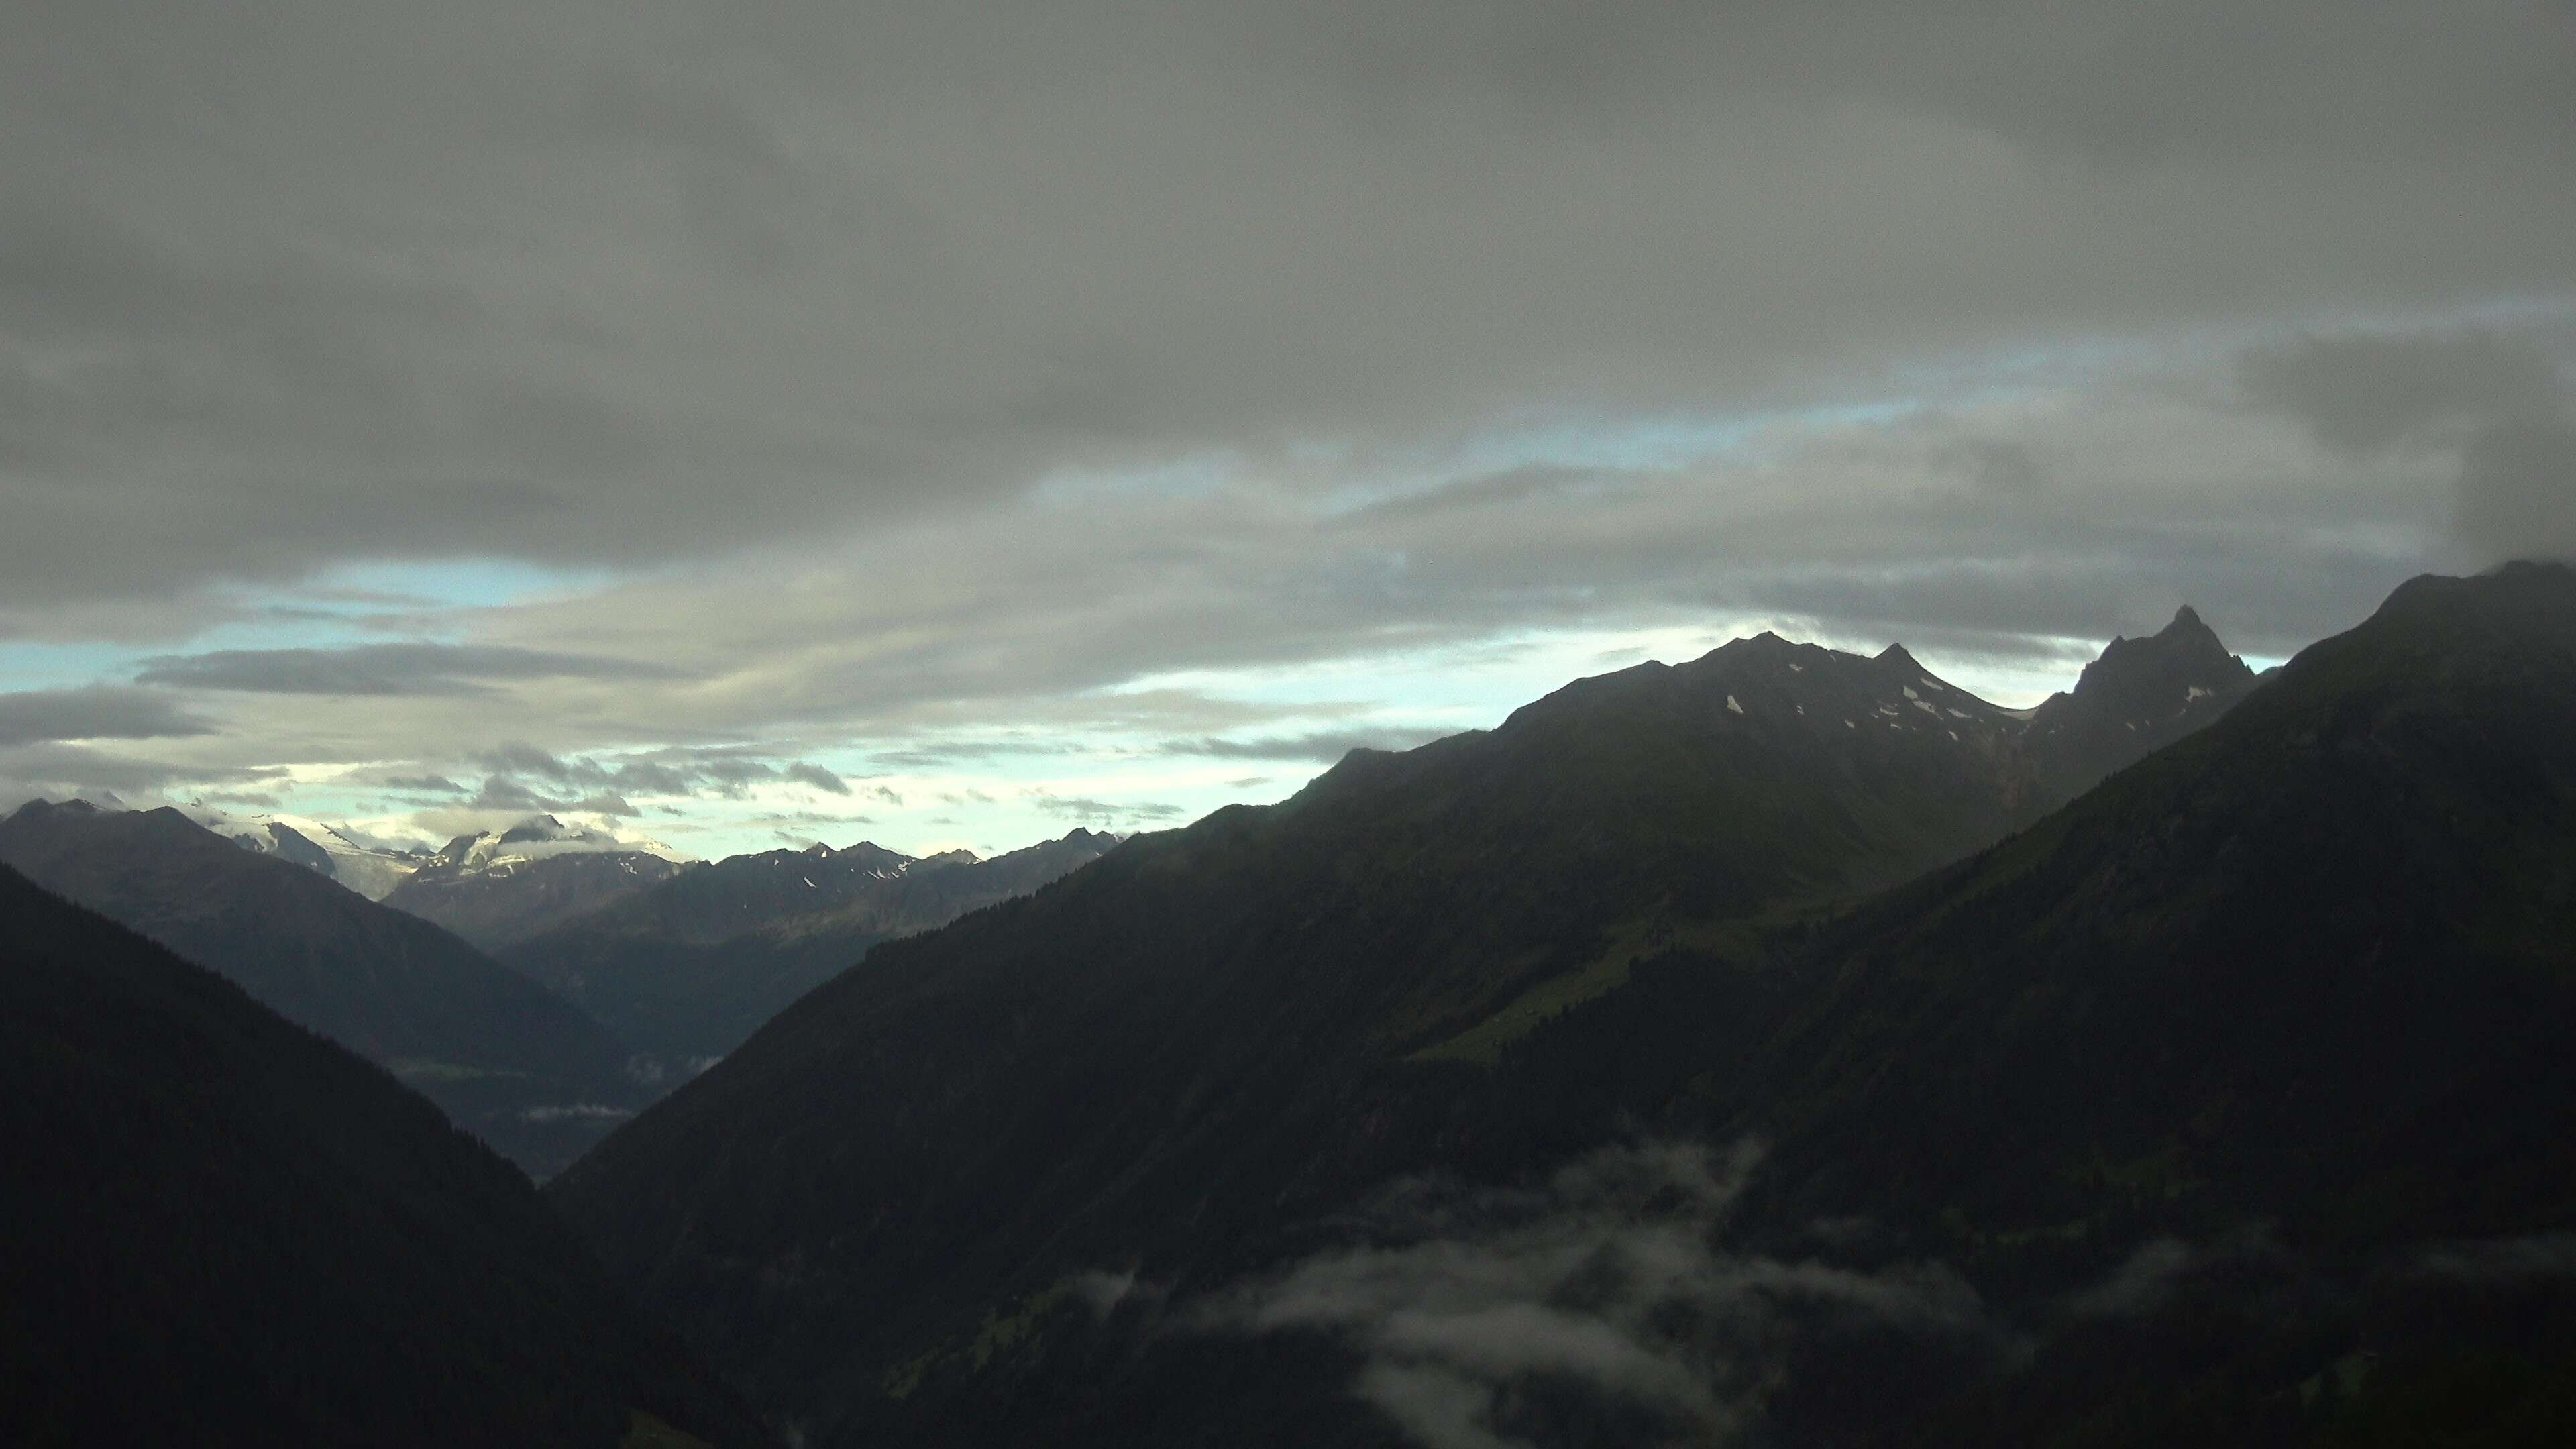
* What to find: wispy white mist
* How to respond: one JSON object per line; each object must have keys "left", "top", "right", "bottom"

{"left": 1195, "top": 1140, "right": 2014, "bottom": 1449}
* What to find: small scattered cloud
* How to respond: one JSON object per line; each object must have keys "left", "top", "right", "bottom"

{"left": 378, "top": 773, "right": 467, "bottom": 794}
{"left": 199, "top": 790, "right": 282, "bottom": 808}
{"left": 2062, "top": 1238, "right": 2198, "bottom": 1319}
{"left": 458, "top": 743, "right": 868, "bottom": 806}
{"left": 1164, "top": 729, "right": 1448, "bottom": 763}
{"left": 784, "top": 761, "right": 851, "bottom": 794}
{"left": 1030, "top": 794, "right": 1185, "bottom": 823}
{"left": 469, "top": 775, "right": 570, "bottom": 812}
{"left": 1072, "top": 1268, "right": 1160, "bottom": 1321}
{"left": 518, "top": 1102, "right": 635, "bottom": 1123}
{"left": 743, "top": 810, "right": 876, "bottom": 830}
{"left": 864, "top": 738, "right": 1089, "bottom": 770}
{"left": 2411, "top": 1234, "right": 2576, "bottom": 1284}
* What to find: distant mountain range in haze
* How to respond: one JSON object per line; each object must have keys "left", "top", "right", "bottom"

{"left": 0, "top": 795, "right": 1118, "bottom": 1177}
{"left": 0, "top": 799, "right": 647, "bottom": 1178}
{"left": 499, "top": 828, "right": 1118, "bottom": 1067}
{"left": 380, "top": 816, "right": 693, "bottom": 950}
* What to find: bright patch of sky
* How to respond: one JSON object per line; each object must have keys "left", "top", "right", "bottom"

{"left": 274, "top": 557, "right": 626, "bottom": 616}
{"left": 5, "top": 558, "right": 627, "bottom": 691}
{"left": 0, "top": 642, "right": 144, "bottom": 692}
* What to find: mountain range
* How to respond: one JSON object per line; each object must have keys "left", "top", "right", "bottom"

{"left": 186, "top": 806, "right": 433, "bottom": 900}
{"left": 545, "top": 589, "right": 2299, "bottom": 1444}
{"left": 380, "top": 814, "right": 691, "bottom": 951}
{"left": 0, "top": 797, "right": 1121, "bottom": 1173}
{"left": 500, "top": 829, "right": 1118, "bottom": 1067}
{"left": 16, "top": 568, "right": 2572, "bottom": 1446}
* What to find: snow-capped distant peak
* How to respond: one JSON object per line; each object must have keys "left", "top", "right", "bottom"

{"left": 180, "top": 804, "right": 429, "bottom": 900}
{"left": 432, "top": 815, "right": 686, "bottom": 873}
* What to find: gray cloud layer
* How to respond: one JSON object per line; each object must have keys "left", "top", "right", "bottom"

{"left": 4, "top": 1, "right": 2570, "bottom": 614}
{"left": 0, "top": 685, "right": 214, "bottom": 747}
{"left": 3, "top": 1, "right": 2571, "bottom": 840}
{"left": 135, "top": 643, "right": 679, "bottom": 696}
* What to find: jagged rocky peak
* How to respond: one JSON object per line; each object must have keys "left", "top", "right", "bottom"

{"left": 2007, "top": 602, "right": 2265, "bottom": 808}
{"left": 2068, "top": 603, "right": 2255, "bottom": 712}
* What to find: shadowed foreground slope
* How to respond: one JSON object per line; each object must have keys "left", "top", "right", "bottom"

{"left": 0, "top": 865, "right": 769, "bottom": 1449}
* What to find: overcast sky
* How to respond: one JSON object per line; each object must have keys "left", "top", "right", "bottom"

{"left": 4, "top": 0, "right": 2571, "bottom": 858}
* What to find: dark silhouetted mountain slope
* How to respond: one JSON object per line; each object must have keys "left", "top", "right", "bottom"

{"left": 1676, "top": 564, "right": 2576, "bottom": 1444}
{"left": 1318, "top": 561, "right": 2576, "bottom": 1448}
{"left": 1717, "top": 564, "right": 2576, "bottom": 1244}
{"left": 0, "top": 864, "right": 769, "bottom": 1449}
{"left": 502, "top": 830, "right": 1114, "bottom": 1067}
{"left": 547, "top": 619, "right": 2263, "bottom": 1443}
{"left": 0, "top": 801, "right": 640, "bottom": 1176}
